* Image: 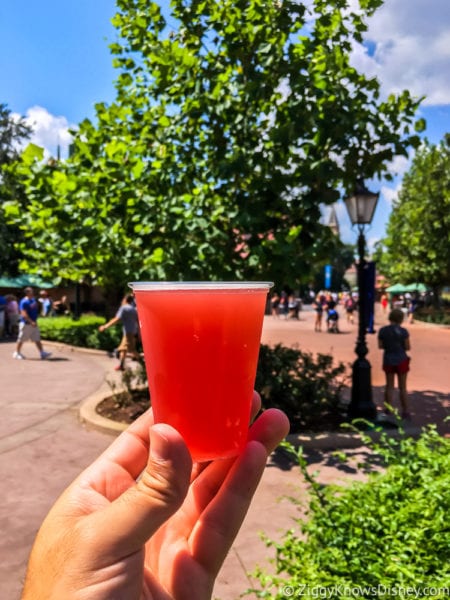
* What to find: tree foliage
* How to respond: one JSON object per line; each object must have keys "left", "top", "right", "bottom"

{"left": 0, "top": 103, "right": 32, "bottom": 275}
{"left": 6, "top": 0, "right": 424, "bottom": 290}
{"left": 0, "top": 103, "right": 32, "bottom": 165}
{"left": 376, "top": 136, "right": 450, "bottom": 294}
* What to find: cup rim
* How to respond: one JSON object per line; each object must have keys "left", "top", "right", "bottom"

{"left": 129, "top": 281, "right": 274, "bottom": 291}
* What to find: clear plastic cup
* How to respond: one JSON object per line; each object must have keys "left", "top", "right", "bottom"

{"left": 129, "top": 282, "right": 272, "bottom": 461}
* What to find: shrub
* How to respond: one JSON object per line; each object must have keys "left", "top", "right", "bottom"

{"left": 416, "top": 308, "right": 450, "bottom": 325}
{"left": 256, "top": 344, "right": 348, "bottom": 433}
{"left": 106, "top": 361, "right": 149, "bottom": 409}
{"left": 252, "top": 425, "right": 450, "bottom": 597}
{"left": 38, "top": 315, "right": 121, "bottom": 351}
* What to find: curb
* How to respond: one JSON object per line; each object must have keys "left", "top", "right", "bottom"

{"left": 79, "top": 391, "right": 424, "bottom": 449}
{"left": 43, "top": 341, "right": 129, "bottom": 435}
{"left": 79, "top": 383, "right": 128, "bottom": 435}
{"left": 286, "top": 423, "right": 423, "bottom": 451}
{"left": 43, "top": 339, "right": 112, "bottom": 357}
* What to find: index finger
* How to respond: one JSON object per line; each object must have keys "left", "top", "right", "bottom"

{"left": 94, "top": 407, "right": 155, "bottom": 480}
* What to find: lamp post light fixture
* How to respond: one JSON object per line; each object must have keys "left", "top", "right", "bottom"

{"left": 344, "top": 180, "right": 379, "bottom": 422}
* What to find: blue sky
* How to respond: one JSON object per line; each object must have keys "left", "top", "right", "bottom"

{"left": 1, "top": 0, "right": 449, "bottom": 248}
{"left": 0, "top": 0, "right": 116, "bottom": 125}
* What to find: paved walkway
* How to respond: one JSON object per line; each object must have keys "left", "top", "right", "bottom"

{"left": 0, "top": 342, "right": 116, "bottom": 600}
{"left": 0, "top": 306, "right": 449, "bottom": 599}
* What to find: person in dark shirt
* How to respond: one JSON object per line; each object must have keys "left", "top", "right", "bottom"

{"left": 378, "top": 308, "right": 411, "bottom": 419}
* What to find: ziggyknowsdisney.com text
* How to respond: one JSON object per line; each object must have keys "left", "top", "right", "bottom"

{"left": 280, "top": 585, "right": 450, "bottom": 598}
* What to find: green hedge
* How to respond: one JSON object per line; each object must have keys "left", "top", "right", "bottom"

{"left": 252, "top": 426, "right": 450, "bottom": 597}
{"left": 256, "top": 344, "right": 347, "bottom": 432}
{"left": 38, "top": 315, "right": 122, "bottom": 351}
{"left": 416, "top": 308, "right": 450, "bottom": 325}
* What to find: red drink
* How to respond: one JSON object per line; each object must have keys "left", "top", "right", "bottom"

{"left": 132, "top": 282, "right": 271, "bottom": 462}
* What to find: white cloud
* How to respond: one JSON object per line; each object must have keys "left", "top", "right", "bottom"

{"left": 366, "top": 233, "right": 381, "bottom": 252}
{"left": 388, "top": 154, "right": 410, "bottom": 177}
{"left": 380, "top": 183, "right": 400, "bottom": 207}
{"left": 14, "top": 106, "right": 74, "bottom": 159}
{"left": 351, "top": 0, "right": 450, "bottom": 106}
{"left": 334, "top": 201, "right": 353, "bottom": 242}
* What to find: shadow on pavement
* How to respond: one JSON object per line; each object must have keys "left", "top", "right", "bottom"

{"left": 269, "top": 445, "right": 384, "bottom": 475}
{"left": 13, "top": 356, "right": 71, "bottom": 362}
{"left": 267, "top": 383, "right": 449, "bottom": 475}
{"left": 408, "top": 389, "right": 450, "bottom": 435}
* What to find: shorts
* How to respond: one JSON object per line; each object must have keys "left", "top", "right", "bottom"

{"left": 117, "top": 333, "right": 137, "bottom": 354}
{"left": 17, "top": 322, "right": 41, "bottom": 343}
{"left": 383, "top": 357, "right": 410, "bottom": 374}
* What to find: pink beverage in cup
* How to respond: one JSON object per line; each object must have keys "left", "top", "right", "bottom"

{"left": 130, "top": 282, "right": 272, "bottom": 462}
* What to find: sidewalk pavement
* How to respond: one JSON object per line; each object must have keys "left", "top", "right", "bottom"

{"left": 0, "top": 306, "right": 449, "bottom": 600}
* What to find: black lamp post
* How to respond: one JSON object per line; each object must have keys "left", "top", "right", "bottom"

{"left": 344, "top": 180, "right": 379, "bottom": 422}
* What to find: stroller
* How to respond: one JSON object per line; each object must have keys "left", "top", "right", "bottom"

{"left": 327, "top": 308, "right": 339, "bottom": 333}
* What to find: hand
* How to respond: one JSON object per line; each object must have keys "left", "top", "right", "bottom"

{"left": 21, "top": 392, "right": 289, "bottom": 600}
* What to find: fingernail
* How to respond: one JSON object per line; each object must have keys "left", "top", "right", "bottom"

{"left": 150, "top": 426, "right": 170, "bottom": 462}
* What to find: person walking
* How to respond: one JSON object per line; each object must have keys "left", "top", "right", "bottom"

{"left": 13, "top": 287, "right": 52, "bottom": 360}
{"left": 344, "top": 293, "right": 356, "bottom": 324}
{"left": 407, "top": 292, "right": 419, "bottom": 324}
{"left": 313, "top": 293, "right": 324, "bottom": 332}
{"left": 99, "top": 294, "right": 140, "bottom": 371}
{"left": 5, "top": 294, "right": 20, "bottom": 337}
{"left": 270, "top": 291, "right": 280, "bottom": 317}
{"left": 278, "top": 290, "right": 289, "bottom": 319}
{"left": 38, "top": 290, "right": 53, "bottom": 316}
{"left": 0, "top": 293, "right": 5, "bottom": 338}
{"left": 377, "top": 308, "right": 411, "bottom": 419}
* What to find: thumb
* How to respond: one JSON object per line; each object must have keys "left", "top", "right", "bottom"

{"left": 92, "top": 424, "right": 192, "bottom": 557}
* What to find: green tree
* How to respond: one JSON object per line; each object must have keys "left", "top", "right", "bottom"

{"left": 0, "top": 103, "right": 32, "bottom": 275}
{"left": 6, "top": 0, "right": 424, "bottom": 291}
{"left": 376, "top": 136, "right": 450, "bottom": 299}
